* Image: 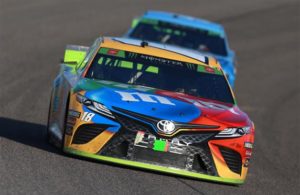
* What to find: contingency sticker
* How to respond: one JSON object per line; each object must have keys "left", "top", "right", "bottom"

{"left": 134, "top": 131, "right": 178, "bottom": 153}
{"left": 153, "top": 139, "right": 169, "bottom": 152}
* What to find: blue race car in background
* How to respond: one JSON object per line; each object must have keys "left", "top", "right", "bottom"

{"left": 124, "top": 10, "right": 237, "bottom": 87}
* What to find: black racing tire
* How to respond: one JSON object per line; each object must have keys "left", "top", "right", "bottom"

{"left": 46, "top": 90, "right": 69, "bottom": 151}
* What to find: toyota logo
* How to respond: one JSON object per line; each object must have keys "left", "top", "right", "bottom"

{"left": 157, "top": 120, "right": 176, "bottom": 134}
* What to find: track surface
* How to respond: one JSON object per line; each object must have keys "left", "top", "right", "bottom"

{"left": 0, "top": 0, "right": 299, "bottom": 194}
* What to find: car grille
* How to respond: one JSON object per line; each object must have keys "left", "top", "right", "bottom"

{"left": 114, "top": 113, "right": 152, "bottom": 133}
{"left": 72, "top": 124, "right": 108, "bottom": 144}
{"left": 100, "top": 131, "right": 216, "bottom": 175}
{"left": 177, "top": 134, "right": 215, "bottom": 145}
{"left": 219, "top": 146, "right": 242, "bottom": 174}
{"left": 100, "top": 113, "right": 218, "bottom": 176}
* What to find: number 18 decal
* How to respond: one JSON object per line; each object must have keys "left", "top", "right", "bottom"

{"left": 81, "top": 112, "right": 95, "bottom": 122}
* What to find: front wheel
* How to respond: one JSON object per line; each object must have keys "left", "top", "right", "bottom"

{"left": 46, "top": 91, "right": 68, "bottom": 151}
{"left": 46, "top": 91, "right": 54, "bottom": 145}
{"left": 60, "top": 95, "right": 70, "bottom": 151}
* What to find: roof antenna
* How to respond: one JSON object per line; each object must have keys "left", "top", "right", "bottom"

{"left": 141, "top": 41, "right": 148, "bottom": 47}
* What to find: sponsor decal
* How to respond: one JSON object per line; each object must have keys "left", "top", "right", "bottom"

{"left": 244, "top": 158, "right": 250, "bottom": 167}
{"left": 244, "top": 142, "right": 253, "bottom": 149}
{"left": 68, "top": 110, "right": 81, "bottom": 118}
{"left": 205, "top": 67, "right": 215, "bottom": 73}
{"left": 115, "top": 91, "right": 175, "bottom": 105}
{"left": 134, "top": 131, "right": 187, "bottom": 154}
{"left": 134, "top": 131, "right": 145, "bottom": 145}
{"left": 140, "top": 54, "right": 183, "bottom": 66}
{"left": 153, "top": 139, "right": 169, "bottom": 152}
{"left": 81, "top": 112, "right": 95, "bottom": 122}
{"left": 107, "top": 49, "right": 119, "bottom": 55}
{"left": 245, "top": 150, "right": 252, "bottom": 157}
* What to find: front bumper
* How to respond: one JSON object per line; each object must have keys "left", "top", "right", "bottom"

{"left": 64, "top": 147, "right": 244, "bottom": 185}
{"left": 64, "top": 92, "right": 253, "bottom": 185}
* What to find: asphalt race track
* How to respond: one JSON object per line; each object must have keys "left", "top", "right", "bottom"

{"left": 0, "top": 0, "right": 299, "bottom": 194}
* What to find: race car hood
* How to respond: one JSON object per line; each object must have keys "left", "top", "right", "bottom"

{"left": 75, "top": 79, "right": 249, "bottom": 127}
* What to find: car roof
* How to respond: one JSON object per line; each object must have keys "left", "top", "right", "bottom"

{"left": 141, "top": 10, "right": 225, "bottom": 37}
{"left": 100, "top": 37, "right": 221, "bottom": 68}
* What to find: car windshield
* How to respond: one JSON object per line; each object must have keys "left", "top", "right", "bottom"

{"left": 129, "top": 19, "right": 228, "bottom": 56}
{"left": 85, "top": 48, "right": 234, "bottom": 104}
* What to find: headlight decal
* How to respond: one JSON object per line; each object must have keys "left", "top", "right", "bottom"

{"left": 215, "top": 127, "right": 251, "bottom": 138}
{"left": 76, "top": 94, "right": 115, "bottom": 119}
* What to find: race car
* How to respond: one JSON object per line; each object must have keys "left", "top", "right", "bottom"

{"left": 124, "top": 10, "right": 237, "bottom": 87}
{"left": 47, "top": 37, "right": 254, "bottom": 185}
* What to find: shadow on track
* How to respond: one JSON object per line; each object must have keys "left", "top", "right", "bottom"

{"left": 0, "top": 117, "right": 238, "bottom": 187}
{"left": 0, "top": 117, "right": 59, "bottom": 154}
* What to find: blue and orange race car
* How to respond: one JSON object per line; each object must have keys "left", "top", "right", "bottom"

{"left": 124, "top": 11, "right": 237, "bottom": 87}
{"left": 47, "top": 37, "right": 254, "bottom": 185}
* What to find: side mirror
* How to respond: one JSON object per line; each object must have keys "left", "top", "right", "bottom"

{"left": 60, "top": 59, "right": 78, "bottom": 66}
{"left": 131, "top": 18, "right": 140, "bottom": 28}
{"left": 62, "top": 45, "right": 89, "bottom": 70}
